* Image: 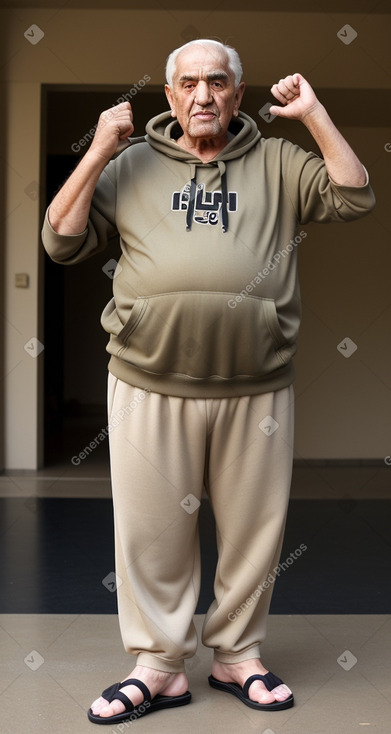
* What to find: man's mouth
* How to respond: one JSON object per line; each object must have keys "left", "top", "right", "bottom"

{"left": 192, "top": 111, "right": 216, "bottom": 120}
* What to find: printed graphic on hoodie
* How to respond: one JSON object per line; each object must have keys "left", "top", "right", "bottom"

{"left": 172, "top": 182, "right": 238, "bottom": 226}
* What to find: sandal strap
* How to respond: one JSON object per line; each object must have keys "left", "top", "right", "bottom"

{"left": 101, "top": 677, "right": 152, "bottom": 707}
{"left": 113, "top": 691, "right": 136, "bottom": 713}
{"left": 119, "top": 678, "right": 152, "bottom": 702}
{"left": 243, "top": 672, "right": 283, "bottom": 697}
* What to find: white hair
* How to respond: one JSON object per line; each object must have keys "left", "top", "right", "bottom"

{"left": 165, "top": 39, "right": 243, "bottom": 88}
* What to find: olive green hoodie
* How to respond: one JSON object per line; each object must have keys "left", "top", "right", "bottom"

{"left": 42, "top": 110, "right": 375, "bottom": 398}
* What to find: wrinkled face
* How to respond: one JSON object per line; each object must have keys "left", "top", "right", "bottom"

{"left": 165, "top": 44, "right": 245, "bottom": 141}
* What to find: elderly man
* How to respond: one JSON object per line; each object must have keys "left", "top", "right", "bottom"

{"left": 42, "top": 39, "right": 375, "bottom": 724}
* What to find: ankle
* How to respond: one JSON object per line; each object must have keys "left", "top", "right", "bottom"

{"left": 212, "top": 658, "right": 268, "bottom": 676}
{"left": 129, "top": 665, "right": 172, "bottom": 683}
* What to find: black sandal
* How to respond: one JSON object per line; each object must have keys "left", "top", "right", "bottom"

{"left": 208, "top": 671, "right": 294, "bottom": 711}
{"left": 87, "top": 677, "right": 192, "bottom": 725}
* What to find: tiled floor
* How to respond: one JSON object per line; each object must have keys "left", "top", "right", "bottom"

{"left": 2, "top": 613, "right": 391, "bottom": 734}
{"left": 1, "top": 463, "right": 390, "bottom": 733}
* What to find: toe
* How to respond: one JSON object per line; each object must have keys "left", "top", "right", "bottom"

{"left": 271, "top": 683, "right": 292, "bottom": 702}
{"left": 247, "top": 680, "right": 275, "bottom": 705}
{"left": 93, "top": 699, "right": 126, "bottom": 718}
{"left": 90, "top": 696, "right": 107, "bottom": 715}
{"left": 247, "top": 680, "right": 292, "bottom": 705}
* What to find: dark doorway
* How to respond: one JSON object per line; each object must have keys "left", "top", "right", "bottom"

{"left": 43, "top": 85, "right": 167, "bottom": 467}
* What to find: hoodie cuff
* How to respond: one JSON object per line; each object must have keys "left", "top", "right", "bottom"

{"left": 42, "top": 209, "right": 88, "bottom": 262}
{"left": 328, "top": 165, "right": 369, "bottom": 188}
{"left": 45, "top": 208, "right": 88, "bottom": 238}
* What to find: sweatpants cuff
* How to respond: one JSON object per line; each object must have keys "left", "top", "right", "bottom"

{"left": 137, "top": 653, "right": 186, "bottom": 673}
{"left": 213, "top": 645, "right": 261, "bottom": 665}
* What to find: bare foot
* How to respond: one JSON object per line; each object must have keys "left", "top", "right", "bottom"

{"left": 90, "top": 664, "right": 189, "bottom": 718}
{"left": 211, "top": 658, "right": 292, "bottom": 705}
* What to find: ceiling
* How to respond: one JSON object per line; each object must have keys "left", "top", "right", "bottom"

{"left": 1, "top": 0, "right": 390, "bottom": 11}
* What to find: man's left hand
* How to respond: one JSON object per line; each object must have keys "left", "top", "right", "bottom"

{"left": 269, "top": 74, "right": 321, "bottom": 121}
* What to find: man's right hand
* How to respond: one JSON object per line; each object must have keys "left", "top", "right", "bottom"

{"left": 48, "top": 102, "right": 134, "bottom": 235}
{"left": 89, "top": 102, "right": 134, "bottom": 162}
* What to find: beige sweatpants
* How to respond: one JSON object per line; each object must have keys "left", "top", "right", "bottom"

{"left": 107, "top": 373, "right": 294, "bottom": 674}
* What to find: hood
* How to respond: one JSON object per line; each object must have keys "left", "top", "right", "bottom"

{"left": 144, "top": 110, "right": 262, "bottom": 232}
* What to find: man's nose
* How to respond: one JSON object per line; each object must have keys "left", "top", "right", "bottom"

{"left": 194, "top": 81, "right": 213, "bottom": 106}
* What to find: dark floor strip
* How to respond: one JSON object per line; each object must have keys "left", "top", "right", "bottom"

{"left": 1, "top": 498, "right": 390, "bottom": 614}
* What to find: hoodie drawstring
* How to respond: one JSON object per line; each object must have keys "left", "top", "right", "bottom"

{"left": 186, "top": 161, "right": 229, "bottom": 233}
{"left": 186, "top": 164, "right": 197, "bottom": 232}
{"left": 217, "top": 160, "right": 228, "bottom": 233}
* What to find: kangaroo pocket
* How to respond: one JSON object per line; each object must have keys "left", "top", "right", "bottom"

{"left": 115, "top": 291, "right": 295, "bottom": 380}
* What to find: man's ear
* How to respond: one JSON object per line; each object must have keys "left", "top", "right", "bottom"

{"left": 165, "top": 84, "right": 176, "bottom": 118}
{"left": 233, "top": 81, "right": 246, "bottom": 117}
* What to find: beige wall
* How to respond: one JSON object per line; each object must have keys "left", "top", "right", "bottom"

{"left": 1, "top": 7, "right": 390, "bottom": 467}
